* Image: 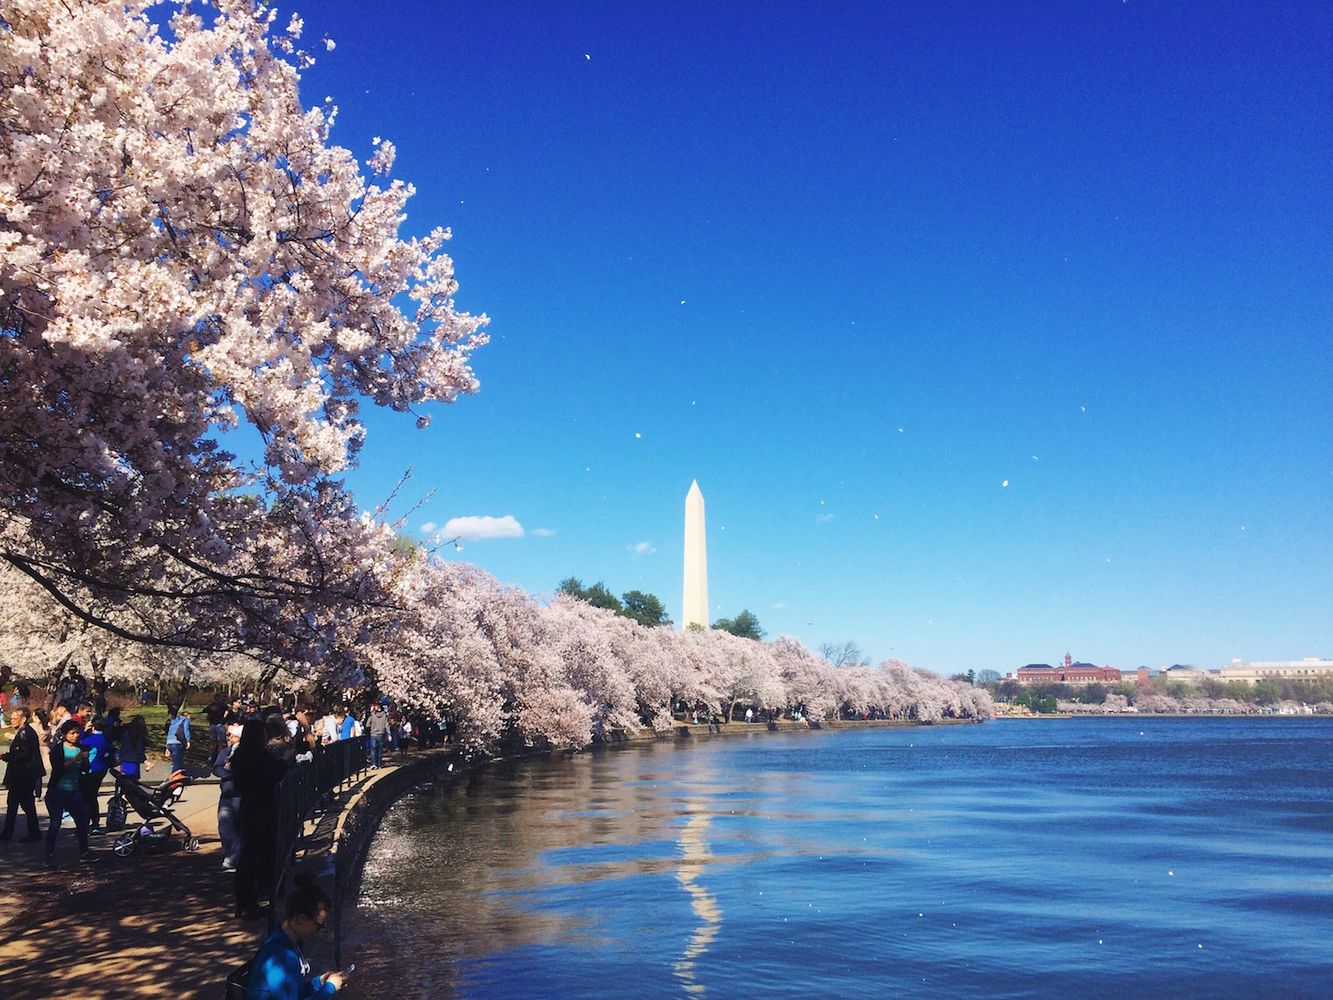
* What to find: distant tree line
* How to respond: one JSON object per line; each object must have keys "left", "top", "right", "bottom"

{"left": 982, "top": 673, "right": 1333, "bottom": 714}
{"left": 557, "top": 577, "right": 770, "bottom": 641}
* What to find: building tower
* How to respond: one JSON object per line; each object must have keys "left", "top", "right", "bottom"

{"left": 682, "top": 480, "right": 708, "bottom": 629}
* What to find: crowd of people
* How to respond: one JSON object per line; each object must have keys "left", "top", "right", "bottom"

{"left": 178, "top": 693, "right": 451, "bottom": 921}
{"left": 0, "top": 684, "right": 457, "bottom": 888}
{"left": 0, "top": 689, "right": 133, "bottom": 867}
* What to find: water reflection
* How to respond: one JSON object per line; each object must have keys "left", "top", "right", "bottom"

{"left": 344, "top": 723, "right": 1333, "bottom": 999}
{"left": 343, "top": 744, "right": 703, "bottom": 996}
{"left": 672, "top": 803, "right": 722, "bottom": 996}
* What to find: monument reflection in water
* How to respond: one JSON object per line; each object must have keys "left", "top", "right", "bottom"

{"left": 672, "top": 800, "right": 721, "bottom": 994}
{"left": 342, "top": 720, "right": 1333, "bottom": 999}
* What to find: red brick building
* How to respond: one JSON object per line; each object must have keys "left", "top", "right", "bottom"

{"left": 1014, "top": 653, "right": 1122, "bottom": 685}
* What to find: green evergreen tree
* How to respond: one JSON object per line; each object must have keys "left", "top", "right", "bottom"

{"left": 713, "top": 609, "right": 763, "bottom": 640}
{"left": 621, "top": 590, "right": 671, "bottom": 628}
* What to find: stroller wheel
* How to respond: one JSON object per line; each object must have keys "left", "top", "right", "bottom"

{"left": 113, "top": 832, "right": 138, "bottom": 857}
{"left": 184, "top": 837, "right": 201, "bottom": 853}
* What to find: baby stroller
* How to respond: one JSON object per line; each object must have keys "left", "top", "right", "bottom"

{"left": 104, "top": 767, "right": 201, "bottom": 857}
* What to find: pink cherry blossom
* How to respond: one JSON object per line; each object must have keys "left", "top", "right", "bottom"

{"left": 0, "top": 1, "right": 486, "bottom": 666}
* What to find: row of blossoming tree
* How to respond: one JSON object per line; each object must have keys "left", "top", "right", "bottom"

{"left": 363, "top": 557, "right": 994, "bottom": 750}
{"left": 2, "top": 554, "right": 993, "bottom": 751}
{"left": 1, "top": 0, "right": 990, "bottom": 752}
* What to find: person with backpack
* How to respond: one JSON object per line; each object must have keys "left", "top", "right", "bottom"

{"left": 165, "top": 707, "right": 192, "bottom": 774}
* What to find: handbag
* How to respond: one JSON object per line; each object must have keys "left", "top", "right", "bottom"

{"left": 224, "top": 961, "right": 250, "bottom": 999}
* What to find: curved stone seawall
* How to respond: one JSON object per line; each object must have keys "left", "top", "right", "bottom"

{"left": 320, "top": 716, "right": 983, "bottom": 966}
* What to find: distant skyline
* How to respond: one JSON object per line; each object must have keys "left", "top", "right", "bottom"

{"left": 284, "top": 1, "right": 1329, "bottom": 673}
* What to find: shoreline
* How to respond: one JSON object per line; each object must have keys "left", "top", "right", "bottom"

{"left": 327, "top": 715, "right": 982, "bottom": 974}
{"left": 0, "top": 714, "right": 973, "bottom": 998}
{"left": 3, "top": 710, "right": 1322, "bottom": 996}
{"left": 995, "top": 711, "right": 1333, "bottom": 720}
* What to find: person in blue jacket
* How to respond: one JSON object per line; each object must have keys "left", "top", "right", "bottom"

{"left": 165, "top": 708, "right": 191, "bottom": 774}
{"left": 78, "top": 716, "right": 112, "bottom": 835}
{"left": 244, "top": 878, "right": 348, "bottom": 999}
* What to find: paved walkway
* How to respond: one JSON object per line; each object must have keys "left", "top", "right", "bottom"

{"left": 0, "top": 760, "right": 388, "bottom": 1000}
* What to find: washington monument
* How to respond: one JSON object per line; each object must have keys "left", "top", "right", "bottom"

{"left": 682, "top": 480, "right": 708, "bottom": 629}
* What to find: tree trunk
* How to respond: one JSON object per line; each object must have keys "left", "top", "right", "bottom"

{"left": 258, "top": 662, "right": 281, "bottom": 689}
{"left": 91, "top": 653, "right": 109, "bottom": 717}
{"left": 164, "top": 666, "right": 193, "bottom": 724}
{"left": 44, "top": 649, "right": 76, "bottom": 712}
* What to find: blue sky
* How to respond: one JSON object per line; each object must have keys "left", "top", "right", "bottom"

{"left": 292, "top": 1, "right": 1331, "bottom": 673}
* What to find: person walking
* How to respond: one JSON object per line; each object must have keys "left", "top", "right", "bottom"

{"left": 214, "top": 722, "right": 243, "bottom": 872}
{"left": 205, "top": 696, "right": 228, "bottom": 767}
{"left": 44, "top": 720, "right": 100, "bottom": 867}
{"left": 1, "top": 706, "right": 44, "bottom": 841}
{"left": 165, "top": 707, "right": 191, "bottom": 774}
{"left": 366, "top": 702, "right": 389, "bottom": 768}
{"left": 30, "top": 708, "right": 50, "bottom": 796}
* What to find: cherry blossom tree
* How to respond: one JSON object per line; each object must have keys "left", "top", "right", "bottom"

{"left": 770, "top": 635, "right": 837, "bottom": 720}
{"left": 706, "top": 629, "right": 784, "bottom": 721}
{"left": 0, "top": 1, "right": 486, "bottom": 666}
{"left": 368, "top": 559, "right": 513, "bottom": 750}
{"left": 540, "top": 596, "right": 642, "bottom": 743}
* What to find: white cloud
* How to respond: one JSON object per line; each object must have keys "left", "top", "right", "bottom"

{"left": 531, "top": 527, "right": 556, "bottom": 537}
{"left": 419, "top": 521, "right": 438, "bottom": 534}
{"left": 442, "top": 515, "right": 525, "bottom": 541}
{"left": 815, "top": 513, "right": 835, "bottom": 523}
{"left": 771, "top": 601, "right": 788, "bottom": 609}
{"left": 628, "top": 541, "right": 656, "bottom": 555}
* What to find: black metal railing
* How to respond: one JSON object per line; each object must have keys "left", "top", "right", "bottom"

{"left": 271, "top": 738, "right": 368, "bottom": 917}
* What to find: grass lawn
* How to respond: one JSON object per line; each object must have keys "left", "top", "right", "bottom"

{"left": 1, "top": 700, "right": 214, "bottom": 772}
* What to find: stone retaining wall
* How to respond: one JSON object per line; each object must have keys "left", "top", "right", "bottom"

{"left": 317, "top": 715, "right": 984, "bottom": 965}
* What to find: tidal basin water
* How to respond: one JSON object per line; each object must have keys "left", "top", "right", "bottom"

{"left": 344, "top": 718, "right": 1333, "bottom": 998}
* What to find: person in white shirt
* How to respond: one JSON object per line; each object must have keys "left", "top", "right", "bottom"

{"left": 319, "top": 712, "right": 339, "bottom": 744}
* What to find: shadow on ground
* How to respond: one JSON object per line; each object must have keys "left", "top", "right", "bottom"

{"left": 0, "top": 833, "right": 260, "bottom": 999}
